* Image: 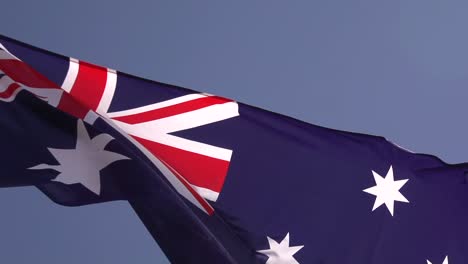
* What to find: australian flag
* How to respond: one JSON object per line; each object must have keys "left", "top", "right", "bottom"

{"left": 0, "top": 34, "right": 467, "bottom": 264}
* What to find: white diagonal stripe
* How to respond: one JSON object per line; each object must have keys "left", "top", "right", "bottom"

{"left": 153, "top": 101, "right": 239, "bottom": 134}
{"left": 111, "top": 101, "right": 239, "bottom": 134}
{"left": 0, "top": 50, "right": 17, "bottom": 60}
{"left": 61, "top": 58, "right": 79, "bottom": 93}
{"left": 96, "top": 68, "right": 117, "bottom": 115}
{"left": 190, "top": 184, "right": 219, "bottom": 202}
{"left": 107, "top": 93, "right": 208, "bottom": 118}
{"left": 0, "top": 43, "right": 19, "bottom": 60}
{"left": 111, "top": 102, "right": 238, "bottom": 161}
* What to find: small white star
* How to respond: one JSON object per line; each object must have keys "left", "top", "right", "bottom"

{"left": 427, "top": 256, "right": 449, "bottom": 264}
{"left": 29, "top": 119, "right": 129, "bottom": 195}
{"left": 363, "top": 165, "right": 409, "bottom": 216}
{"left": 257, "top": 233, "right": 304, "bottom": 264}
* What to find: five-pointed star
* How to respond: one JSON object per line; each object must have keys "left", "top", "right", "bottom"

{"left": 427, "top": 256, "right": 449, "bottom": 264}
{"left": 257, "top": 233, "right": 304, "bottom": 264}
{"left": 29, "top": 119, "right": 129, "bottom": 195}
{"left": 363, "top": 165, "right": 409, "bottom": 216}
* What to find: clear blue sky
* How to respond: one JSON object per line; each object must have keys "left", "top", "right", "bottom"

{"left": 1, "top": 1, "right": 468, "bottom": 263}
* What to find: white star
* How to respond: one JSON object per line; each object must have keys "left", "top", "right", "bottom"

{"left": 257, "top": 233, "right": 304, "bottom": 264}
{"left": 427, "top": 256, "right": 449, "bottom": 264}
{"left": 29, "top": 120, "right": 129, "bottom": 195}
{"left": 363, "top": 165, "right": 409, "bottom": 216}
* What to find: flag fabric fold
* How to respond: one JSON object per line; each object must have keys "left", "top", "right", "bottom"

{"left": 1, "top": 34, "right": 468, "bottom": 264}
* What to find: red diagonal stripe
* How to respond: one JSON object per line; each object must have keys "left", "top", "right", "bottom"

{"left": 0, "top": 60, "right": 59, "bottom": 88}
{"left": 113, "top": 96, "right": 232, "bottom": 124}
{"left": 133, "top": 136, "right": 230, "bottom": 194}
{"left": 69, "top": 61, "right": 107, "bottom": 111}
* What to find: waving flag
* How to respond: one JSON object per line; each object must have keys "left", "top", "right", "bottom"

{"left": 1, "top": 35, "right": 467, "bottom": 264}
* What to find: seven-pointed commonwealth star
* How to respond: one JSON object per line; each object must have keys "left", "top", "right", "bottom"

{"left": 427, "top": 256, "right": 449, "bottom": 264}
{"left": 29, "top": 120, "right": 129, "bottom": 195}
{"left": 257, "top": 233, "right": 304, "bottom": 264}
{"left": 363, "top": 165, "right": 409, "bottom": 216}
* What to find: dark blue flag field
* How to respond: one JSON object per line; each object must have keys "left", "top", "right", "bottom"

{"left": 0, "top": 35, "right": 465, "bottom": 264}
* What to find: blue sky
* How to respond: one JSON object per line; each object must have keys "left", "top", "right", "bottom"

{"left": 1, "top": 1, "right": 468, "bottom": 263}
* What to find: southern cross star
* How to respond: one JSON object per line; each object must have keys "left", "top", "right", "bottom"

{"left": 257, "top": 233, "right": 304, "bottom": 264}
{"left": 427, "top": 256, "right": 449, "bottom": 264}
{"left": 29, "top": 119, "right": 129, "bottom": 195}
{"left": 363, "top": 165, "right": 409, "bottom": 216}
